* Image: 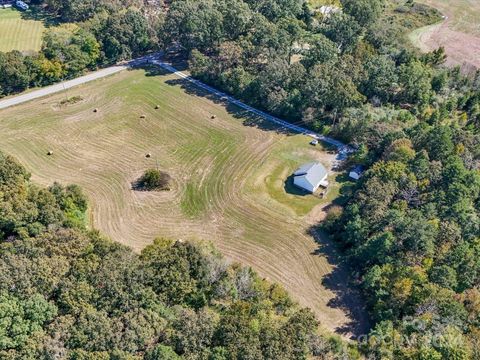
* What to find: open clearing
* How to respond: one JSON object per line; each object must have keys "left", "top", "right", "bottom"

{"left": 0, "top": 68, "right": 367, "bottom": 336}
{"left": 409, "top": 0, "right": 480, "bottom": 70}
{"left": 0, "top": 8, "right": 45, "bottom": 52}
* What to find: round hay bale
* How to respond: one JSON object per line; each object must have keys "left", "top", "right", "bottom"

{"left": 47, "top": 150, "right": 53, "bottom": 156}
{"left": 154, "top": 105, "right": 160, "bottom": 109}
{"left": 140, "top": 114, "right": 146, "bottom": 119}
{"left": 93, "top": 108, "right": 98, "bottom": 113}
{"left": 146, "top": 153, "right": 151, "bottom": 158}
{"left": 211, "top": 115, "right": 217, "bottom": 119}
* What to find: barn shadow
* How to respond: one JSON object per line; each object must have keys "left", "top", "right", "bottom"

{"left": 308, "top": 225, "right": 371, "bottom": 339}
{"left": 284, "top": 175, "right": 311, "bottom": 196}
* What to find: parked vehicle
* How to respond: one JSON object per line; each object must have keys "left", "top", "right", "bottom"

{"left": 15, "top": 0, "right": 29, "bottom": 11}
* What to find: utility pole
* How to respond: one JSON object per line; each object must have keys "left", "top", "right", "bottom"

{"left": 62, "top": 79, "right": 68, "bottom": 102}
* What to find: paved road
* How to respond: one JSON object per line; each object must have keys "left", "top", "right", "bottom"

{"left": 0, "top": 66, "right": 124, "bottom": 110}
{"left": 0, "top": 54, "right": 352, "bottom": 158}
{"left": 0, "top": 54, "right": 156, "bottom": 111}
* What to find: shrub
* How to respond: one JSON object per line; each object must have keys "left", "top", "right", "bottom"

{"left": 136, "top": 169, "right": 171, "bottom": 191}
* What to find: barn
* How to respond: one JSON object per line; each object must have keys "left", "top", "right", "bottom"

{"left": 293, "top": 162, "right": 328, "bottom": 193}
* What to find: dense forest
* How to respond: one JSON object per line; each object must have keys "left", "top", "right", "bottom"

{"left": 1, "top": 0, "right": 480, "bottom": 359}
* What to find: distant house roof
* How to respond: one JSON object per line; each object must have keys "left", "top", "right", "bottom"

{"left": 293, "top": 162, "right": 328, "bottom": 193}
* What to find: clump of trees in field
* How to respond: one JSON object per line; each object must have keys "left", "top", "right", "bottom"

{"left": 135, "top": 168, "right": 171, "bottom": 191}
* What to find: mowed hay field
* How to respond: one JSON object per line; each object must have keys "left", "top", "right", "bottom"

{"left": 0, "top": 8, "right": 45, "bottom": 52}
{"left": 409, "top": 0, "right": 480, "bottom": 69}
{"left": 0, "top": 68, "right": 367, "bottom": 335}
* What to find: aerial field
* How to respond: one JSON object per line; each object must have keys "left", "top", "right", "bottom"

{"left": 0, "top": 8, "right": 45, "bottom": 52}
{"left": 409, "top": 0, "right": 480, "bottom": 69}
{"left": 0, "top": 68, "right": 367, "bottom": 336}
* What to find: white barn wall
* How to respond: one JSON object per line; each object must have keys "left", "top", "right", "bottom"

{"left": 294, "top": 176, "right": 316, "bottom": 193}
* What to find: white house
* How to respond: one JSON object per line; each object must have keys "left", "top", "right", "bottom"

{"left": 293, "top": 162, "right": 328, "bottom": 193}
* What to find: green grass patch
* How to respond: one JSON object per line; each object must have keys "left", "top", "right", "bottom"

{"left": 60, "top": 95, "right": 84, "bottom": 106}
{"left": 0, "top": 8, "right": 45, "bottom": 52}
{"left": 181, "top": 181, "right": 207, "bottom": 217}
{"left": 388, "top": 1, "right": 442, "bottom": 29}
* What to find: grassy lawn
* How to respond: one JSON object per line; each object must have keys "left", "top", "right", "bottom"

{"left": 0, "top": 8, "right": 45, "bottom": 52}
{"left": 0, "top": 68, "right": 364, "bottom": 334}
{"left": 408, "top": 23, "right": 439, "bottom": 52}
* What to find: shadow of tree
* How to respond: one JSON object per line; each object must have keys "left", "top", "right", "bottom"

{"left": 163, "top": 51, "right": 189, "bottom": 71}
{"left": 20, "top": 7, "right": 60, "bottom": 27}
{"left": 308, "top": 226, "right": 371, "bottom": 339}
{"left": 142, "top": 66, "right": 172, "bottom": 77}
{"left": 131, "top": 178, "right": 171, "bottom": 192}
{"left": 131, "top": 178, "right": 147, "bottom": 191}
{"left": 130, "top": 169, "right": 172, "bottom": 192}
{"left": 332, "top": 173, "right": 356, "bottom": 207}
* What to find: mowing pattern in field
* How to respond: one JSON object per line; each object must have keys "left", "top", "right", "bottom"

{"left": 0, "top": 69, "right": 367, "bottom": 335}
{"left": 410, "top": 0, "right": 480, "bottom": 69}
{"left": 0, "top": 8, "right": 45, "bottom": 52}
